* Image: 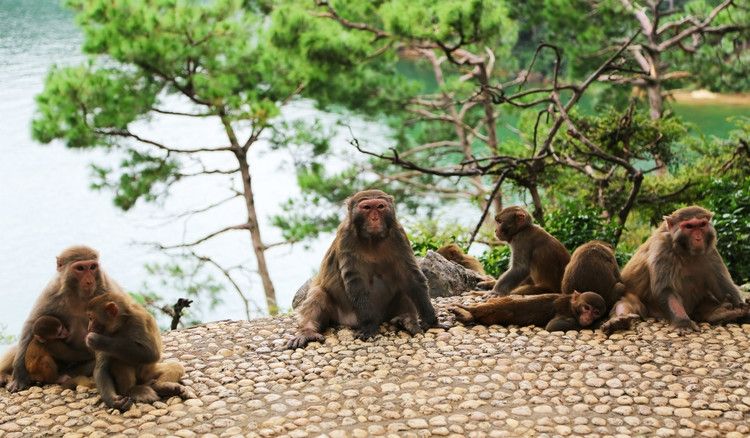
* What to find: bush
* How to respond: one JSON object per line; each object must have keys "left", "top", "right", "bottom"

{"left": 479, "top": 245, "right": 510, "bottom": 278}
{"left": 700, "top": 178, "right": 750, "bottom": 284}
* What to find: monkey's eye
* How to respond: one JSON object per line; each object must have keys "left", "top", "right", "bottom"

{"left": 362, "top": 205, "right": 371, "bottom": 210}
{"left": 76, "top": 265, "right": 85, "bottom": 272}
{"left": 698, "top": 220, "right": 708, "bottom": 228}
{"left": 90, "top": 263, "right": 98, "bottom": 271}
{"left": 582, "top": 305, "right": 591, "bottom": 312}
{"left": 377, "top": 203, "right": 385, "bottom": 210}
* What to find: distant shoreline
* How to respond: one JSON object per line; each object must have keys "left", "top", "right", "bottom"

{"left": 670, "top": 89, "right": 750, "bottom": 106}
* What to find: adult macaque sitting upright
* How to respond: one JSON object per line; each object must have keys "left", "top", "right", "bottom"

{"left": 602, "top": 206, "right": 750, "bottom": 334}
{"left": 288, "top": 189, "right": 442, "bottom": 349}
{"left": 3, "top": 246, "right": 121, "bottom": 392}
{"left": 490, "top": 206, "right": 570, "bottom": 296}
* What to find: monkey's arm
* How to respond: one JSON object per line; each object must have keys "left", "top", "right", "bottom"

{"left": 545, "top": 316, "right": 578, "bottom": 332}
{"left": 45, "top": 341, "right": 94, "bottom": 363}
{"left": 338, "top": 251, "right": 379, "bottom": 339}
{"left": 93, "top": 353, "right": 132, "bottom": 411}
{"left": 86, "top": 332, "right": 160, "bottom": 365}
{"left": 491, "top": 253, "right": 530, "bottom": 296}
{"left": 648, "top": 248, "right": 699, "bottom": 331}
{"left": 710, "top": 250, "right": 743, "bottom": 306}
{"left": 404, "top": 260, "right": 438, "bottom": 327}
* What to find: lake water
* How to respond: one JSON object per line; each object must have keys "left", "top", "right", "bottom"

{"left": 1, "top": 1, "right": 748, "bottom": 340}
{"left": 0, "top": 0, "right": 351, "bottom": 338}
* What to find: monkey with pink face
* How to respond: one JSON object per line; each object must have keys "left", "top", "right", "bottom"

{"left": 602, "top": 206, "right": 749, "bottom": 334}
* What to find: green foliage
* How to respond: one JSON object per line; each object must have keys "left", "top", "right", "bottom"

{"left": 0, "top": 324, "right": 16, "bottom": 345}
{"left": 478, "top": 245, "right": 510, "bottom": 278}
{"left": 699, "top": 178, "right": 750, "bottom": 284}
{"left": 406, "top": 219, "right": 471, "bottom": 257}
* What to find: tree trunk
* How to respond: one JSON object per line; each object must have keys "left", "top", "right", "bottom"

{"left": 646, "top": 82, "right": 664, "bottom": 120}
{"left": 236, "top": 150, "right": 278, "bottom": 315}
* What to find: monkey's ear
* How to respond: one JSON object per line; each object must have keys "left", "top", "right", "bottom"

{"left": 56, "top": 257, "right": 65, "bottom": 272}
{"left": 571, "top": 290, "right": 581, "bottom": 299}
{"left": 663, "top": 215, "right": 675, "bottom": 230}
{"left": 104, "top": 302, "right": 119, "bottom": 318}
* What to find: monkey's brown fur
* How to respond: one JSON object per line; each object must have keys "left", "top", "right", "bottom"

{"left": 288, "top": 190, "right": 439, "bottom": 349}
{"left": 602, "top": 206, "right": 749, "bottom": 334}
{"left": 562, "top": 241, "right": 625, "bottom": 310}
{"left": 86, "top": 292, "right": 193, "bottom": 411}
{"left": 490, "top": 206, "right": 570, "bottom": 296}
{"left": 5, "top": 246, "right": 122, "bottom": 392}
{"left": 436, "top": 244, "right": 487, "bottom": 275}
{"left": 451, "top": 292, "right": 605, "bottom": 330}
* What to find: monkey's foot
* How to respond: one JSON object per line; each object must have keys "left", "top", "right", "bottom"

{"left": 0, "top": 373, "right": 10, "bottom": 387}
{"left": 152, "top": 381, "right": 194, "bottom": 399}
{"left": 129, "top": 384, "right": 160, "bottom": 403}
{"left": 448, "top": 306, "right": 474, "bottom": 324}
{"left": 354, "top": 324, "right": 379, "bottom": 341}
{"left": 672, "top": 318, "right": 700, "bottom": 334}
{"left": 111, "top": 395, "right": 133, "bottom": 412}
{"left": 286, "top": 331, "right": 325, "bottom": 349}
{"left": 391, "top": 315, "right": 422, "bottom": 335}
{"left": 600, "top": 313, "right": 640, "bottom": 336}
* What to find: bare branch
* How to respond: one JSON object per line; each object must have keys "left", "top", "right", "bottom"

{"left": 157, "top": 224, "right": 251, "bottom": 250}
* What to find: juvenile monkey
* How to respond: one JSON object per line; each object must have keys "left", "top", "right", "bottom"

{"left": 602, "top": 206, "right": 750, "bottom": 334}
{"left": 7, "top": 246, "right": 121, "bottom": 392}
{"left": 450, "top": 291, "right": 605, "bottom": 330}
{"left": 437, "top": 244, "right": 487, "bottom": 275}
{"left": 25, "top": 316, "right": 71, "bottom": 384}
{"left": 86, "top": 292, "right": 192, "bottom": 411}
{"left": 288, "top": 190, "right": 441, "bottom": 349}
{"left": 561, "top": 241, "right": 625, "bottom": 310}
{"left": 490, "top": 206, "right": 570, "bottom": 296}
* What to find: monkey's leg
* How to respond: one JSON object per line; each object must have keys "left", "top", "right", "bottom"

{"left": 387, "top": 295, "right": 422, "bottom": 335}
{"left": 695, "top": 303, "right": 750, "bottom": 324}
{"left": 148, "top": 362, "right": 195, "bottom": 399}
{"left": 449, "top": 306, "right": 475, "bottom": 324}
{"left": 110, "top": 361, "right": 137, "bottom": 395}
{"left": 26, "top": 350, "right": 58, "bottom": 383}
{"left": 600, "top": 297, "right": 643, "bottom": 335}
{"left": 287, "top": 286, "right": 331, "bottom": 349}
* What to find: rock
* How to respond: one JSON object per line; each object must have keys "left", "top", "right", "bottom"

{"left": 292, "top": 251, "right": 488, "bottom": 303}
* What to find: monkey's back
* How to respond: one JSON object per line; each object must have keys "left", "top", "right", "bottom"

{"left": 526, "top": 226, "right": 570, "bottom": 289}
{"left": 562, "top": 242, "right": 622, "bottom": 308}
{"left": 464, "top": 294, "right": 559, "bottom": 327}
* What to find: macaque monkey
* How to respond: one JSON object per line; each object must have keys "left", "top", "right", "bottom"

{"left": 490, "top": 206, "right": 570, "bottom": 296}
{"left": 562, "top": 241, "right": 625, "bottom": 309}
{"left": 288, "top": 190, "right": 442, "bottom": 349}
{"left": 450, "top": 291, "right": 606, "bottom": 330}
{"left": 7, "top": 246, "right": 121, "bottom": 392}
{"left": 86, "top": 292, "right": 192, "bottom": 412}
{"left": 602, "top": 206, "right": 749, "bottom": 335}
{"left": 437, "top": 244, "right": 487, "bottom": 275}
{"left": 25, "top": 316, "right": 71, "bottom": 384}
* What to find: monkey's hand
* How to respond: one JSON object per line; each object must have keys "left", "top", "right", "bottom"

{"left": 355, "top": 323, "right": 379, "bottom": 341}
{"left": 85, "top": 332, "right": 107, "bottom": 351}
{"left": 7, "top": 376, "right": 31, "bottom": 393}
{"left": 286, "top": 331, "right": 325, "bottom": 349}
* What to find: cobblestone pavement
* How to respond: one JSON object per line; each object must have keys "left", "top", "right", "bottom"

{"left": 1, "top": 294, "right": 749, "bottom": 438}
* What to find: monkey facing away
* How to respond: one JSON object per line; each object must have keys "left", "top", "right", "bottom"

{"left": 450, "top": 291, "right": 606, "bottom": 331}
{"left": 288, "top": 190, "right": 441, "bottom": 349}
{"left": 601, "top": 206, "right": 750, "bottom": 335}
{"left": 6, "top": 246, "right": 121, "bottom": 392}
{"left": 86, "top": 292, "right": 193, "bottom": 412}
{"left": 490, "top": 206, "right": 571, "bottom": 296}
{"left": 562, "top": 240, "right": 625, "bottom": 310}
